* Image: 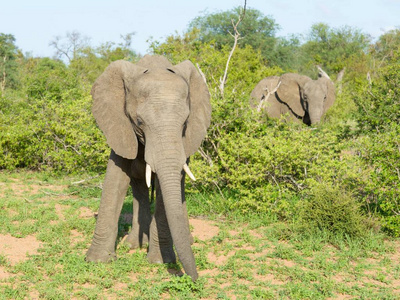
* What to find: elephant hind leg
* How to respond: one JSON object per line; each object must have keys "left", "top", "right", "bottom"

{"left": 123, "top": 178, "right": 152, "bottom": 249}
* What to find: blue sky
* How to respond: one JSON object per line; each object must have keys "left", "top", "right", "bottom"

{"left": 1, "top": 0, "right": 399, "bottom": 58}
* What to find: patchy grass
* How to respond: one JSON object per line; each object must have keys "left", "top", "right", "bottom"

{"left": 0, "top": 171, "right": 399, "bottom": 299}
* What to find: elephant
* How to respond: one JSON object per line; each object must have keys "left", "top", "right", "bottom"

{"left": 250, "top": 72, "right": 335, "bottom": 125}
{"left": 85, "top": 55, "right": 211, "bottom": 281}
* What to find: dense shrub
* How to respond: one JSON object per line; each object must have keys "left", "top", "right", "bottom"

{"left": 350, "top": 51, "right": 400, "bottom": 236}
{"left": 0, "top": 94, "right": 108, "bottom": 172}
{"left": 297, "top": 184, "right": 376, "bottom": 238}
{"left": 0, "top": 57, "right": 108, "bottom": 172}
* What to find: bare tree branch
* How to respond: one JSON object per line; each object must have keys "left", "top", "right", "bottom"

{"left": 196, "top": 63, "right": 208, "bottom": 85}
{"left": 49, "top": 31, "right": 90, "bottom": 62}
{"left": 317, "top": 65, "right": 331, "bottom": 80}
{"left": 219, "top": 0, "right": 247, "bottom": 98}
{"left": 257, "top": 81, "right": 281, "bottom": 112}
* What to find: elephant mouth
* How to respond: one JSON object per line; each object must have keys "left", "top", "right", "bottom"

{"left": 145, "top": 163, "right": 195, "bottom": 188}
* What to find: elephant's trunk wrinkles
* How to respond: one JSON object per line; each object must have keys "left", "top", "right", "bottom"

{"left": 158, "top": 168, "right": 198, "bottom": 280}
{"left": 150, "top": 130, "right": 198, "bottom": 281}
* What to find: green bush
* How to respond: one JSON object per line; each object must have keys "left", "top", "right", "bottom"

{"left": 0, "top": 94, "right": 108, "bottom": 172}
{"left": 351, "top": 51, "right": 400, "bottom": 236}
{"left": 0, "top": 57, "right": 109, "bottom": 172}
{"left": 356, "top": 125, "right": 400, "bottom": 236}
{"left": 297, "top": 184, "right": 376, "bottom": 238}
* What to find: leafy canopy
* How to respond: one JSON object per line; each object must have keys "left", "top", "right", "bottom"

{"left": 188, "top": 7, "right": 280, "bottom": 63}
{"left": 0, "top": 33, "right": 20, "bottom": 91}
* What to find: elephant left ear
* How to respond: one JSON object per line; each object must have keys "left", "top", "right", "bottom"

{"left": 172, "top": 61, "right": 212, "bottom": 157}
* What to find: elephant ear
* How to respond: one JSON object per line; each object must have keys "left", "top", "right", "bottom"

{"left": 277, "top": 73, "right": 310, "bottom": 117}
{"left": 322, "top": 77, "right": 336, "bottom": 113}
{"left": 172, "top": 60, "right": 212, "bottom": 157}
{"left": 91, "top": 60, "right": 147, "bottom": 159}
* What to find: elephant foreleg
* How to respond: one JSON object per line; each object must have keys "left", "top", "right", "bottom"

{"left": 86, "top": 150, "right": 131, "bottom": 262}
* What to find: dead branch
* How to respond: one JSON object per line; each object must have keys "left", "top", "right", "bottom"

{"left": 336, "top": 67, "right": 346, "bottom": 82}
{"left": 71, "top": 175, "right": 101, "bottom": 185}
{"left": 257, "top": 81, "right": 281, "bottom": 112}
{"left": 196, "top": 63, "right": 208, "bottom": 85}
{"left": 367, "top": 72, "right": 372, "bottom": 85}
{"left": 317, "top": 65, "right": 331, "bottom": 80}
{"left": 198, "top": 146, "right": 213, "bottom": 166}
{"left": 219, "top": 0, "right": 247, "bottom": 98}
{"left": 336, "top": 67, "right": 346, "bottom": 94}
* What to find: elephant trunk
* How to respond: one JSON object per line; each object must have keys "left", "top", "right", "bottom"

{"left": 148, "top": 125, "right": 198, "bottom": 281}
{"left": 308, "top": 106, "right": 323, "bottom": 125}
{"left": 309, "top": 114, "right": 321, "bottom": 125}
{"left": 157, "top": 167, "right": 198, "bottom": 281}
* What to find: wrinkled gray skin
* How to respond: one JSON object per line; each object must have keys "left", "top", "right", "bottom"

{"left": 85, "top": 55, "right": 211, "bottom": 281}
{"left": 250, "top": 73, "right": 335, "bottom": 125}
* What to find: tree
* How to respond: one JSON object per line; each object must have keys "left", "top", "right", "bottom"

{"left": 49, "top": 31, "right": 90, "bottom": 63}
{"left": 0, "top": 33, "right": 19, "bottom": 93}
{"left": 188, "top": 7, "right": 280, "bottom": 64}
{"left": 370, "top": 28, "right": 400, "bottom": 69}
{"left": 299, "top": 23, "right": 371, "bottom": 77}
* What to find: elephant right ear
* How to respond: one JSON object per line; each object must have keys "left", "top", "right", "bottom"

{"left": 277, "top": 73, "right": 310, "bottom": 117}
{"left": 91, "top": 60, "right": 147, "bottom": 160}
{"left": 172, "top": 60, "right": 212, "bottom": 157}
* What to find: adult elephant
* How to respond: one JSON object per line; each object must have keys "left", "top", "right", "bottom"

{"left": 250, "top": 72, "right": 335, "bottom": 125}
{"left": 85, "top": 55, "right": 211, "bottom": 281}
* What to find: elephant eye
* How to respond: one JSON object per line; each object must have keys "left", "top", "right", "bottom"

{"left": 137, "top": 117, "right": 144, "bottom": 126}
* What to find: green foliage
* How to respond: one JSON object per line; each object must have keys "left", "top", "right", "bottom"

{"left": 355, "top": 51, "right": 400, "bottom": 132}
{"left": 23, "top": 57, "right": 82, "bottom": 101}
{"left": 356, "top": 126, "right": 400, "bottom": 236}
{"left": 370, "top": 28, "right": 400, "bottom": 64}
{"left": 0, "top": 93, "right": 108, "bottom": 172}
{"left": 0, "top": 56, "right": 108, "bottom": 172}
{"left": 188, "top": 7, "right": 279, "bottom": 53}
{"left": 151, "top": 31, "right": 283, "bottom": 97}
{"left": 187, "top": 7, "right": 306, "bottom": 70}
{"left": 0, "top": 33, "right": 20, "bottom": 92}
{"left": 300, "top": 23, "right": 371, "bottom": 76}
{"left": 297, "top": 184, "right": 374, "bottom": 238}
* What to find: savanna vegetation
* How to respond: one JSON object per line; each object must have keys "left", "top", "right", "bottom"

{"left": 1, "top": 6, "right": 399, "bottom": 299}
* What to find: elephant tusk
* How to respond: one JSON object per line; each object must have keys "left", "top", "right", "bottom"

{"left": 146, "top": 164, "right": 152, "bottom": 188}
{"left": 183, "top": 163, "right": 196, "bottom": 181}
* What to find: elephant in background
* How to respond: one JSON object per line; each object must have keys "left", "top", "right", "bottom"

{"left": 250, "top": 71, "right": 335, "bottom": 125}
{"left": 85, "top": 55, "right": 211, "bottom": 281}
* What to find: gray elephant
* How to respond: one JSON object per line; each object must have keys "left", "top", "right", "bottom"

{"left": 85, "top": 55, "right": 211, "bottom": 281}
{"left": 250, "top": 72, "right": 335, "bottom": 125}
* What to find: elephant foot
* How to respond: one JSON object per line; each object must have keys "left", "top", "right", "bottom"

{"left": 122, "top": 231, "right": 149, "bottom": 249}
{"left": 85, "top": 246, "right": 116, "bottom": 263}
{"left": 147, "top": 245, "right": 176, "bottom": 264}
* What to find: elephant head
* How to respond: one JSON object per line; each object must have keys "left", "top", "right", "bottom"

{"left": 251, "top": 72, "right": 335, "bottom": 125}
{"left": 91, "top": 55, "right": 211, "bottom": 280}
{"left": 277, "top": 73, "right": 335, "bottom": 125}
